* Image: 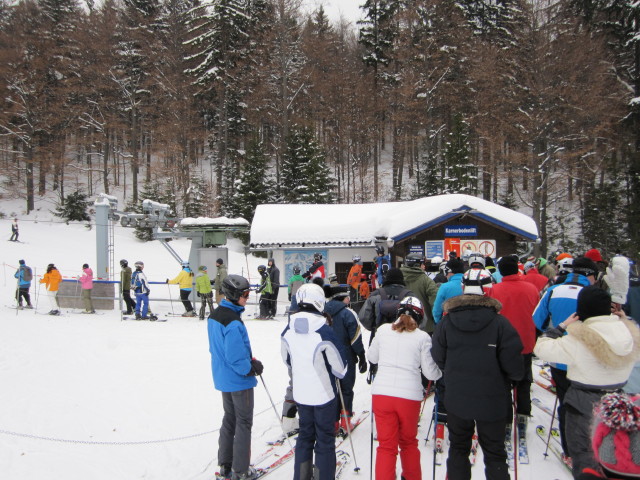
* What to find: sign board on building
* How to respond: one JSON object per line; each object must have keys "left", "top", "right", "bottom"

{"left": 459, "top": 239, "right": 497, "bottom": 257}
{"left": 425, "top": 241, "right": 444, "bottom": 259}
{"left": 409, "top": 245, "right": 425, "bottom": 256}
{"left": 444, "top": 225, "right": 478, "bottom": 237}
{"left": 444, "top": 238, "right": 461, "bottom": 257}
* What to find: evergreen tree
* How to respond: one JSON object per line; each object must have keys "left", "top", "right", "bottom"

{"left": 443, "top": 113, "right": 477, "bottom": 194}
{"left": 414, "top": 131, "right": 444, "bottom": 198}
{"left": 281, "top": 126, "right": 334, "bottom": 204}
{"left": 226, "top": 140, "right": 275, "bottom": 222}
{"left": 55, "top": 190, "right": 91, "bottom": 222}
{"left": 184, "top": 175, "right": 212, "bottom": 218}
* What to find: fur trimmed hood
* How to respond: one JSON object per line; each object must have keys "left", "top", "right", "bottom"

{"left": 566, "top": 315, "right": 640, "bottom": 368}
{"left": 443, "top": 294, "right": 502, "bottom": 313}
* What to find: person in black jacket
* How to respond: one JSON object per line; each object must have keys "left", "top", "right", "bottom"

{"left": 324, "top": 285, "right": 367, "bottom": 432}
{"left": 432, "top": 268, "right": 524, "bottom": 480}
{"left": 267, "top": 258, "right": 280, "bottom": 317}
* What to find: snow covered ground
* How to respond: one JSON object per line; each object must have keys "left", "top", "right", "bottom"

{"left": 0, "top": 214, "right": 572, "bottom": 480}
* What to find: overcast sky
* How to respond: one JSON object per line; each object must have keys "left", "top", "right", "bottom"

{"left": 300, "top": 0, "right": 365, "bottom": 25}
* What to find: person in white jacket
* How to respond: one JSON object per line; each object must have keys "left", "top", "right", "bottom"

{"left": 281, "top": 283, "right": 347, "bottom": 480}
{"left": 368, "top": 295, "right": 442, "bottom": 480}
{"left": 534, "top": 285, "right": 640, "bottom": 477}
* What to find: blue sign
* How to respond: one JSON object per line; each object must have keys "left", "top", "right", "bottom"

{"left": 425, "top": 241, "right": 444, "bottom": 259}
{"left": 445, "top": 225, "right": 478, "bottom": 237}
{"left": 408, "top": 245, "right": 424, "bottom": 256}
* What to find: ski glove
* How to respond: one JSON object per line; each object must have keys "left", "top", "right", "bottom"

{"left": 358, "top": 353, "right": 367, "bottom": 374}
{"left": 366, "top": 363, "right": 378, "bottom": 384}
{"left": 165, "top": 279, "right": 169, "bottom": 284}
{"left": 248, "top": 358, "right": 264, "bottom": 376}
{"left": 604, "top": 256, "right": 630, "bottom": 304}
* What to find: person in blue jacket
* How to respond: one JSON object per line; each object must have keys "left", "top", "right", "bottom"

{"left": 532, "top": 256, "right": 598, "bottom": 462}
{"left": 375, "top": 246, "right": 392, "bottom": 285}
{"left": 432, "top": 258, "right": 465, "bottom": 323}
{"left": 323, "top": 285, "right": 367, "bottom": 432}
{"left": 14, "top": 259, "right": 33, "bottom": 308}
{"left": 209, "top": 275, "right": 263, "bottom": 480}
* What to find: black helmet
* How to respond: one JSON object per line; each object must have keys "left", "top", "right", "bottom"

{"left": 221, "top": 275, "right": 251, "bottom": 303}
{"left": 293, "top": 266, "right": 301, "bottom": 275}
{"left": 313, "top": 252, "right": 322, "bottom": 261}
{"left": 405, "top": 253, "right": 424, "bottom": 268}
{"left": 258, "top": 265, "right": 267, "bottom": 273}
{"left": 375, "top": 245, "right": 385, "bottom": 255}
{"left": 120, "top": 259, "right": 128, "bottom": 268}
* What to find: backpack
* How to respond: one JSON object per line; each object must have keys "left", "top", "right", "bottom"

{"left": 375, "top": 287, "right": 410, "bottom": 328}
{"left": 22, "top": 266, "right": 33, "bottom": 282}
{"left": 132, "top": 271, "right": 144, "bottom": 292}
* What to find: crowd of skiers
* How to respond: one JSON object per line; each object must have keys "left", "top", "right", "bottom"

{"left": 208, "top": 245, "right": 640, "bottom": 480}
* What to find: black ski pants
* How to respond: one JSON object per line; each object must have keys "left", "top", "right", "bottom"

{"left": 16, "top": 286, "right": 31, "bottom": 306}
{"left": 179, "top": 289, "right": 194, "bottom": 312}
{"left": 446, "top": 411, "right": 509, "bottom": 480}
{"left": 218, "top": 388, "right": 254, "bottom": 475}
{"left": 550, "top": 366, "right": 571, "bottom": 455}
{"left": 122, "top": 289, "right": 136, "bottom": 313}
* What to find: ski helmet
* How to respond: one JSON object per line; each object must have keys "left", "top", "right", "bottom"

{"left": 468, "top": 252, "right": 486, "bottom": 269}
{"left": 221, "top": 275, "right": 251, "bottom": 303}
{"left": 397, "top": 296, "right": 424, "bottom": 324}
{"left": 431, "top": 256, "right": 443, "bottom": 265}
{"left": 293, "top": 266, "right": 301, "bottom": 275}
{"left": 405, "top": 253, "right": 425, "bottom": 268}
{"left": 462, "top": 268, "right": 494, "bottom": 296}
{"left": 439, "top": 261, "right": 451, "bottom": 275}
{"left": 375, "top": 245, "right": 385, "bottom": 255}
{"left": 313, "top": 252, "right": 322, "bottom": 261}
{"left": 134, "top": 261, "right": 144, "bottom": 268}
{"left": 352, "top": 255, "right": 362, "bottom": 263}
{"left": 557, "top": 257, "right": 573, "bottom": 275}
{"left": 296, "top": 283, "right": 326, "bottom": 313}
{"left": 328, "top": 273, "right": 338, "bottom": 285}
{"left": 120, "top": 259, "right": 128, "bottom": 268}
{"left": 198, "top": 265, "right": 207, "bottom": 272}
{"left": 258, "top": 265, "right": 267, "bottom": 273}
{"left": 181, "top": 261, "right": 189, "bottom": 268}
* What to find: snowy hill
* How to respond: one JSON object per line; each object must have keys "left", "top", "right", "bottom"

{"left": 0, "top": 210, "right": 571, "bottom": 480}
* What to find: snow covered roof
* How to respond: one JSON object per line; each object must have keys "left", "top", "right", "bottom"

{"left": 180, "top": 216, "right": 250, "bottom": 228}
{"left": 250, "top": 194, "right": 538, "bottom": 249}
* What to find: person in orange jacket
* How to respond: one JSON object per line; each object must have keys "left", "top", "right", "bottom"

{"left": 40, "top": 263, "right": 62, "bottom": 315}
{"left": 359, "top": 274, "right": 371, "bottom": 299}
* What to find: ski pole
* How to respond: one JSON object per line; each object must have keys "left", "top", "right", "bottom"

{"left": 513, "top": 386, "right": 518, "bottom": 480}
{"left": 433, "top": 390, "right": 438, "bottom": 480}
{"left": 420, "top": 380, "right": 433, "bottom": 418}
{"left": 335, "top": 378, "right": 360, "bottom": 472}
{"left": 35, "top": 278, "right": 42, "bottom": 313}
{"left": 369, "top": 409, "right": 375, "bottom": 480}
{"left": 167, "top": 282, "right": 175, "bottom": 315}
{"left": 259, "top": 375, "right": 294, "bottom": 451}
{"left": 543, "top": 394, "right": 560, "bottom": 458}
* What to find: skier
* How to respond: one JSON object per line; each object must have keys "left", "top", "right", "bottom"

{"left": 488, "top": 255, "right": 540, "bottom": 446}
{"left": 432, "top": 258, "right": 465, "bottom": 324}
{"left": 14, "top": 259, "right": 33, "bottom": 308}
{"left": 267, "top": 258, "right": 280, "bottom": 317}
{"left": 281, "top": 283, "right": 347, "bottom": 480}
{"left": 301, "top": 252, "right": 325, "bottom": 281}
{"left": 346, "top": 255, "right": 363, "bottom": 305}
{"left": 375, "top": 246, "right": 391, "bottom": 284}
{"left": 369, "top": 296, "right": 442, "bottom": 480}
{"left": 288, "top": 266, "right": 305, "bottom": 303}
{"left": 214, "top": 258, "right": 228, "bottom": 305}
{"left": 323, "top": 285, "right": 367, "bottom": 433}
{"left": 9, "top": 218, "right": 18, "bottom": 242}
{"left": 426, "top": 255, "right": 443, "bottom": 281}
{"left": 535, "top": 286, "right": 640, "bottom": 478}
{"left": 196, "top": 265, "right": 214, "bottom": 320}
{"left": 40, "top": 263, "right": 62, "bottom": 315}
{"left": 522, "top": 260, "right": 550, "bottom": 293}
{"left": 433, "top": 260, "right": 450, "bottom": 285}
{"left": 400, "top": 252, "right": 438, "bottom": 333}
{"left": 533, "top": 256, "right": 599, "bottom": 464}
{"left": 256, "top": 265, "right": 272, "bottom": 319}
{"left": 131, "top": 261, "right": 151, "bottom": 320}
{"left": 79, "top": 263, "right": 96, "bottom": 313}
{"left": 358, "top": 273, "right": 370, "bottom": 301}
{"left": 209, "top": 274, "right": 263, "bottom": 480}
{"left": 167, "top": 262, "right": 196, "bottom": 316}
{"left": 432, "top": 268, "right": 524, "bottom": 480}
{"left": 120, "top": 259, "right": 136, "bottom": 315}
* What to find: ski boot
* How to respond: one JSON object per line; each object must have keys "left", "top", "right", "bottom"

{"left": 339, "top": 410, "right": 354, "bottom": 434}
{"left": 231, "top": 466, "right": 257, "bottom": 480}
{"left": 216, "top": 464, "right": 231, "bottom": 480}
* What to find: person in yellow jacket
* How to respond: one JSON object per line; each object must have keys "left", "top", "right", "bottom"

{"left": 167, "top": 262, "right": 196, "bottom": 316}
{"left": 196, "top": 265, "right": 214, "bottom": 320}
{"left": 40, "top": 263, "right": 62, "bottom": 315}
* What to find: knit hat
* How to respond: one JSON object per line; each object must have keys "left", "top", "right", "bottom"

{"left": 447, "top": 258, "right": 465, "bottom": 274}
{"left": 83, "top": 263, "right": 89, "bottom": 269}
{"left": 198, "top": 265, "right": 207, "bottom": 272}
{"left": 585, "top": 248, "right": 603, "bottom": 263}
{"left": 591, "top": 393, "right": 640, "bottom": 477}
{"left": 537, "top": 258, "right": 548, "bottom": 268}
{"left": 556, "top": 252, "right": 573, "bottom": 261}
{"left": 573, "top": 257, "right": 599, "bottom": 278}
{"left": 330, "top": 286, "right": 349, "bottom": 301}
{"left": 498, "top": 256, "right": 519, "bottom": 277}
{"left": 484, "top": 256, "right": 495, "bottom": 268}
{"left": 576, "top": 286, "right": 611, "bottom": 320}
{"left": 383, "top": 268, "right": 405, "bottom": 286}
{"left": 19, "top": 259, "right": 25, "bottom": 265}
{"left": 216, "top": 258, "right": 223, "bottom": 265}
{"left": 524, "top": 261, "right": 536, "bottom": 273}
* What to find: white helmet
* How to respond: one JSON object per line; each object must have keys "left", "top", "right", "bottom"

{"left": 557, "top": 257, "right": 574, "bottom": 275}
{"left": 462, "top": 268, "right": 494, "bottom": 295}
{"left": 397, "top": 296, "right": 424, "bottom": 324}
{"left": 431, "top": 256, "right": 443, "bottom": 265}
{"left": 468, "top": 252, "right": 486, "bottom": 268}
{"left": 352, "top": 255, "right": 362, "bottom": 263}
{"left": 295, "top": 283, "right": 326, "bottom": 312}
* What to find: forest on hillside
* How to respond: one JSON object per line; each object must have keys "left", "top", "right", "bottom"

{"left": 0, "top": 0, "right": 638, "bottom": 256}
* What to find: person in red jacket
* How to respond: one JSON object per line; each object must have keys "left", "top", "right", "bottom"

{"left": 522, "top": 261, "right": 550, "bottom": 293}
{"left": 489, "top": 255, "right": 540, "bottom": 438}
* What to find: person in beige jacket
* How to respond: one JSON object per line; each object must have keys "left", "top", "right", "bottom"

{"left": 534, "top": 285, "right": 640, "bottom": 478}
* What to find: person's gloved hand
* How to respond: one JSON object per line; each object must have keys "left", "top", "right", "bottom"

{"left": 248, "top": 358, "right": 264, "bottom": 376}
{"left": 165, "top": 279, "right": 169, "bottom": 284}
{"left": 366, "top": 363, "right": 378, "bottom": 384}
{"left": 604, "top": 256, "right": 630, "bottom": 304}
{"left": 358, "top": 353, "right": 367, "bottom": 374}
{"left": 288, "top": 294, "right": 292, "bottom": 302}
{"left": 197, "top": 292, "right": 201, "bottom": 297}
